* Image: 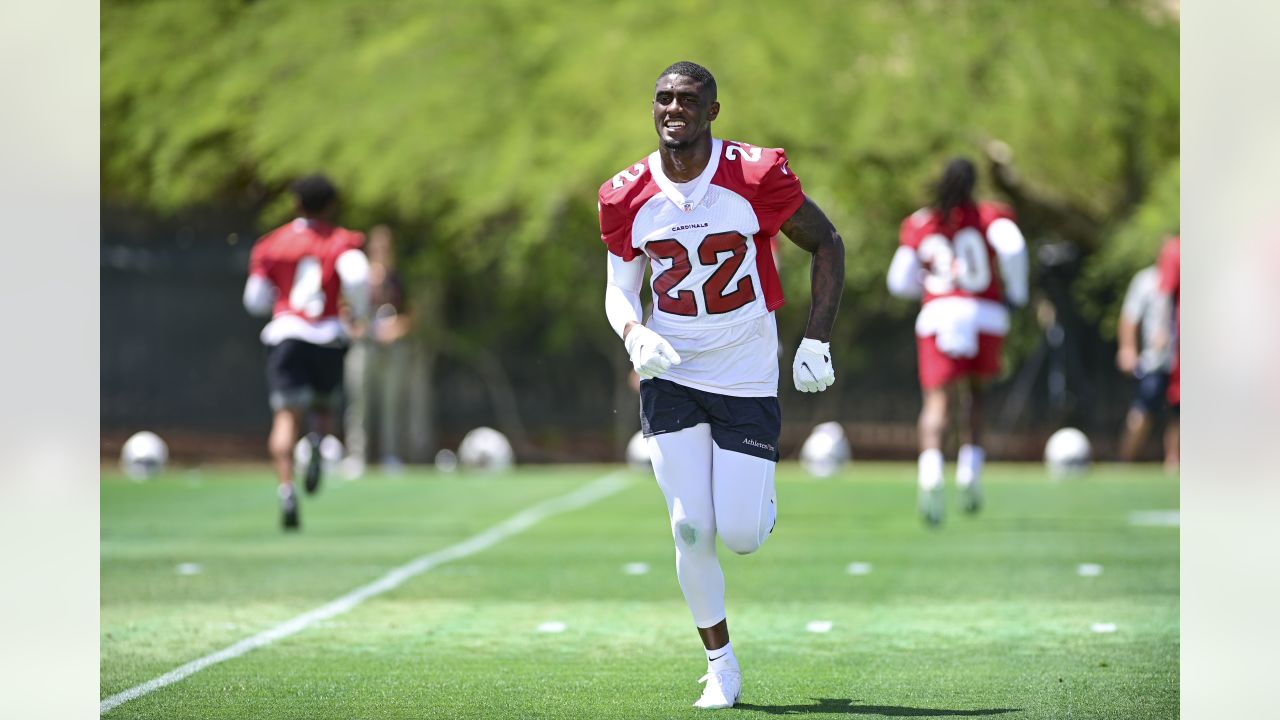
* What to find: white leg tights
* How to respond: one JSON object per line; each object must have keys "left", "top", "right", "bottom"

{"left": 712, "top": 443, "right": 777, "bottom": 555}
{"left": 649, "top": 424, "right": 778, "bottom": 628}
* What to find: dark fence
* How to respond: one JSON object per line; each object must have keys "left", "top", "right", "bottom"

{"left": 102, "top": 205, "right": 1159, "bottom": 465}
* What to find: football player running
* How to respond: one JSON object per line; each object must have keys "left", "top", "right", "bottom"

{"left": 243, "top": 175, "right": 370, "bottom": 530}
{"left": 886, "top": 158, "right": 1028, "bottom": 525}
{"left": 599, "top": 61, "right": 845, "bottom": 709}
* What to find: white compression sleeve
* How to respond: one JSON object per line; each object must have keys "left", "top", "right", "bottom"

{"left": 886, "top": 245, "right": 923, "bottom": 299}
{"left": 335, "top": 249, "right": 371, "bottom": 320}
{"left": 648, "top": 424, "right": 726, "bottom": 628}
{"left": 711, "top": 446, "right": 777, "bottom": 555}
{"left": 242, "top": 275, "right": 276, "bottom": 317}
{"left": 987, "top": 218, "right": 1029, "bottom": 307}
{"left": 605, "top": 252, "right": 645, "bottom": 339}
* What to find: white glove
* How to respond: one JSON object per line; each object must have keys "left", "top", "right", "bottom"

{"left": 625, "top": 325, "right": 682, "bottom": 380}
{"left": 793, "top": 338, "right": 835, "bottom": 393}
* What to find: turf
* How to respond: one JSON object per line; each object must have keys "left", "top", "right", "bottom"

{"left": 101, "top": 462, "right": 1178, "bottom": 719}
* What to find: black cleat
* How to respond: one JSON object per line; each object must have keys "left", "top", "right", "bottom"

{"left": 303, "top": 433, "right": 323, "bottom": 495}
{"left": 280, "top": 485, "right": 300, "bottom": 531}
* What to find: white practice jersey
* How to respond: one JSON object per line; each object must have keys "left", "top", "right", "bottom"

{"left": 599, "top": 138, "right": 805, "bottom": 396}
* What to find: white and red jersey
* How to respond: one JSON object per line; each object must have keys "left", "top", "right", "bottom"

{"left": 1157, "top": 235, "right": 1180, "bottom": 405}
{"left": 599, "top": 138, "right": 805, "bottom": 396}
{"left": 899, "top": 202, "right": 1013, "bottom": 305}
{"left": 248, "top": 218, "right": 365, "bottom": 346}
{"left": 898, "top": 202, "right": 1018, "bottom": 345}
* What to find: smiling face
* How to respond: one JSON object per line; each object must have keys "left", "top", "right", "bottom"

{"left": 653, "top": 74, "right": 719, "bottom": 150}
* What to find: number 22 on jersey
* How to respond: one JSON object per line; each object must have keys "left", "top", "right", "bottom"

{"left": 647, "top": 232, "right": 756, "bottom": 316}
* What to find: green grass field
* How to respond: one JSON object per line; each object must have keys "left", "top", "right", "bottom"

{"left": 101, "top": 462, "right": 1178, "bottom": 719}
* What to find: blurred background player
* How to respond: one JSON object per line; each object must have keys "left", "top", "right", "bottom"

{"left": 342, "top": 224, "right": 413, "bottom": 477}
{"left": 887, "top": 157, "right": 1028, "bottom": 525}
{"left": 600, "top": 61, "right": 844, "bottom": 709}
{"left": 242, "top": 175, "right": 369, "bottom": 529}
{"left": 1115, "top": 259, "right": 1176, "bottom": 465}
{"left": 1154, "top": 234, "right": 1180, "bottom": 470}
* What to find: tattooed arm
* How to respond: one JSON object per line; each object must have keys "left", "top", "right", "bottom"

{"left": 780, "top": 196, "right": 845, "bottom": 342}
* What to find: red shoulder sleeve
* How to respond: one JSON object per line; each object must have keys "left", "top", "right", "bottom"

{"left": 750, "top": 147, "right": 805, "bottom": 238}
{"left": 899, "top": 209, "right": 931, "bottom": 250}
{"left": 598, "top": 197, "right": 637, "bottom": 261}
{"left": 979, "top": 201, "right": 1016, "bottom": 226}
{"left": 598, "top": 164, "right": 650, "bottom": 260}
{"left": 1157, "top": 237, "right": 1180, "bottom": 294}
{"left": 345, "top": 229, "right": 366, "bottom": 253}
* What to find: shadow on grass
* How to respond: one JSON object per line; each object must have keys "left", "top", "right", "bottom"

{"left": 735, "top": 698, "right": 1022, "bottom": 716}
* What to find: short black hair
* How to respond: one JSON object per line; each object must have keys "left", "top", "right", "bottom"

{"left": 658, "top": 61, "right": 717, "bottom": 101}
{"left": 933, "top": 157, "right": 976, "bottom": 216}
{"left": 290, "top": 174, "right": 339, "bottom": 215}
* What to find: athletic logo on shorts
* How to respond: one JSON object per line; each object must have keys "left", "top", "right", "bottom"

{"left": 742, "top": 438, "right": 776, "bottom": 453}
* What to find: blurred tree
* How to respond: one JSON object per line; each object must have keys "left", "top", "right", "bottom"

{"left": 102, "top": 0, "right": 1178, "bottom": 387}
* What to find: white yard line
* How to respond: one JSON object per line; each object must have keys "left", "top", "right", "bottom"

{"left": 1128, "top": 510, "right": 1180, "bottom": 527}
{"left": 101, "top": 471, "right": 629, "bottom": 715}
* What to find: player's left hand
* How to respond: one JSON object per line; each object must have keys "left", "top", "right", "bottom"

{"left": 793, "top": 338, "right": 834, "bottom": 392}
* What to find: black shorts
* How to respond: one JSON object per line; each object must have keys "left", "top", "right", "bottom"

{"left": 266, "top": 339, "right": 347, "bottom": 411}
{"left": 639, "top": 378, "right": 781, "bottom": 462}
{"left": 1132, "top": 369, "right": 1170, "bottom": 414}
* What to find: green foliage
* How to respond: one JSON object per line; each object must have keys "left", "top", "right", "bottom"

{"left": 1077, "top": 158, "right": 1180, "bottom": 339}
{"left": 102, "top": 0, "right": 1178, "bottom": 365}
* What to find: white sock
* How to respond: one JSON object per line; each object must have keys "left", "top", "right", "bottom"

{"left": 957, "top": 444, "right": 985, "bottom": 488}
{"left": 706, "top": 642, "right": 738, "bottom": 671}
{"left": 918, "top": 449, "right": 944, "bottom": 491}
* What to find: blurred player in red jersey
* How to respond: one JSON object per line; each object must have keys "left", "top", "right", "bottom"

{"left": 1155, "top": 235, "right": 1179, "bottom": 469}
{"left": 600, "top": 61, "right": 844, "bottom": 709}
{"left": 887, "top": 158, "right": 1028, "bottom": 526}
{"left": 242, "top": 175, "right": 369, "bottom": 530}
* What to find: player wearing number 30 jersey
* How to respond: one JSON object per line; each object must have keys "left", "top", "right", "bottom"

{"left": 887, "top": 158, "right": 1028, "bottom": 526}
{"left": 600, "top": 61, "right": 845, "bottom": 711}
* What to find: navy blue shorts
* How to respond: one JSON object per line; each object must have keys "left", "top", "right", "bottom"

{"left": 266, "top": 339, "right": 347, "bottom": 411}
{"left": 1132, "top": 369, "right": 1170, "bottom": 414}
{"left": 639, "top": 378, "right": 781, "bottom": 462}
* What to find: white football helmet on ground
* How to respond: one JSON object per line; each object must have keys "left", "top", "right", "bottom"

{"left": 1045, "top": 427, "right": 1091, "bottom": 479}
{"left": 799, "top": 421, "right": 851, "bottom": 478}
{"left": 121, "top": 431, "right": 169, "bottom": 481}
{"left": 458, "top": 427, "right": 515, "bottom": 471}
{"left": 625, "top": 430, "right": 651, "bottom": 470}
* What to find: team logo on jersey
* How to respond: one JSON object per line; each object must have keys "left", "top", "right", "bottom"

{"left": 682, "top": 201, "right": 694, "bottom": 213}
